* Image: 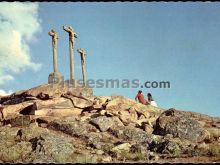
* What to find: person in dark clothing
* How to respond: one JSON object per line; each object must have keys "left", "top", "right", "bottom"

{"left": 147, "top": 93, "right": 158, "bottom": 107}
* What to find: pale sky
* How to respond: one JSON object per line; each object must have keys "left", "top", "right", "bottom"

{"left": 0, "top": 2, "right": 220, "bottom": 117}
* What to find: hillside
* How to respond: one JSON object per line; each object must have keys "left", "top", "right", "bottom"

{"left": 0, "top": 83, "right": 219, "bottom": 163}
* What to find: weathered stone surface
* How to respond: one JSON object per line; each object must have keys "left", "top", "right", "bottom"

{"left": 49, "top": 108, "right": 82, "bottom": 117}
{"left": 35, "top": 107, "right": 83, "bottom": 117}
{"left": 2, "top": 102, "right": 34, "bottom": 119}
{"left": 4, "top": 115, "right": 32, "bottom": 127}
{"left": 102, "top": 156, "right": 112, "bottom": 162}
{"left": 111, "top": 143, "right": 131, "bottom": 153}
{"left": 143, "top": 124, "right": 154, "bottom": 134}
{"left": 35, "top": 109, "right": 52, "bottom": 116}
{"left": 207, "top": 127, "right": 220, "bottom": 139}
{"left": 90, "top": 116, "right": 114, "bottom": 132}
{"left": 71, "top": 153, "right": 98, "bottom": 163}
{"left": 62, "top": 93, "right": 93, "bottom": 109}
{"left": 94, "top": 96, "right": 111, "bottom": 105}
{"left": 6, "top": 83, "right": 94, "bottom": 102}
{"left": 110, "top": 126, "right": 152, "bottom": 144}
{"left": 149, "top": 137, "right": 194, "bottom": 156}
{"left": 119, "top": 110, "right": 133, "bottom": 124}
{"left": 36, "top": 134, "right": 75, "bottom": 163}
{"left": 154, "top": 108, "right": 210, "bottom": 142}
{"left": 34, "top": 97, "right": 73, "bottom": 109}
{"left": 48, "top": 119, "right": 97, "bottom": 137}
{"left": 0, "top": 141, "right": 32, "bottom": 162}
{"left": 112, "top": 116, "right": 124, "bottom": 127}
{"left": 1, "top": 83, "right": 220, "bottom": 163}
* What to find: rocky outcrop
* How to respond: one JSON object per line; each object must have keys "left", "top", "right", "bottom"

{"left": 90, "top": 116, "right": 114, "bottom": 132}
{"left": 0, "top": 84, "right": 219, "bottom": 163}
{"left": 154, "top": 108, "right": 210, "bottom": 142}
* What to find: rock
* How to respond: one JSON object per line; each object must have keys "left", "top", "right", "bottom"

{"left": 35, "top": 108, "right": 83, "bottom": 117}
{"left": 5, "top": 115, "right": 32, "bottom": 127}
{"left": 37, "top": 92, "right": 50, "bottom": 100}
{"left": 149, "top": 152, "right": 159, "bottom": 161}
{"left": 137, "top": 111, "right": 150, "bottom": 119}
{"left": 102, "top": 156, "right": 112, "bottom": 162}
{"left": 143, "top": 124, "right": 154, "bottom": 134}
{"left": 119, "top": 110, "right": 136, "bottom": 125}
{"left": 154, "top": 108, "right": 210, "bottom": 142}
{"left": 95, "top": 96, "right": 111, "bottom": 105}
{"left": 149, "top": 136, "right": 194, "bottom": 156}
{"left": 110, "top": 126, "right": 152, "bottom": 144}
{"left": 2, "top": 102, "right": 34, "bottom": 119}
{"left": 196, "top": 142, "right": 209, "bottom": 150}
{"left": 100, "top": 110, "right": 106, "bottom": 115}
{"left": 93, "top": 104, "right": 103, "bottom": 110}
{"left": 90, "top": 116, "right": 114, "bottom": 132}
{"left": 128, "top": 107, "right": 138, "bottom": 121}
{"left": 130, "top": 143, "right": 149, "bottom": 155}
{"left": 212, "top": 123, "right": 220, "bottom": 128}
{"left": 19, "top": 103, "right": 37, "bottom": 115}
{"left": 39, "top": 134, "right": 75, "bottom": 163}
{"left": 105, "top": 110, "right": 119, "bottom": 116}
{"left": 148, "top": 117, "right": 158, "bottom": 124}
{"left": 0, "top": 141, "right": 32, "bottom": 162}
{"left": 207, "top": 127, "right": 220, "bottom": 139}
{"left": 80, "top": 115, "right": 91, "bottom": 122}
{"left": 24, "top": 83, "right": 93, "bottom": 98}
{"left": 47, "top": 108, "right": 83, "bottom": 117}
{"left": 96, "top": 150, "right": 104, "bottom": 155}
{"left": 136, "top": 118, "right": 152, "bottom": 127}
{"left": 111, "top": 143, "right": 131, "bottom": 154}
{"left": 138, "top": 115, "right": 146, "bottom": 120}
{"left": 34, "top": 97, "right": 73, "bottom": 109}
{"left": 86, "top": 132, "right": 103, "bottom": 148}
{"left": 35, "top": 109, "right": 52, "bottom": 116}
{"left": 198, "top": 120, "right": 206, "bottom": 127}
{"left": 62, "top": 94, "right": 93, "bottom": 109}
{"left": 48, "top": 119, "right": 97, "bottom": 137}
{"left": 71, "top": 153, "right": 98, "bottom": 163}
{"left": 112, "top": 116, "right": 124, "bottom": 127}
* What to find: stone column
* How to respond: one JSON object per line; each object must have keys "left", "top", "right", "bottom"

{"left": 63, "top": 26, "right": 77, "bottom": 82}
{"left": 48, "top": 29, "right": 63, "bottom": 84}
{"left": 77, "top": 48, "right": 86, "bottom": 86}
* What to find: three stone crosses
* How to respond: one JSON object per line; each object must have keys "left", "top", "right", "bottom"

{"left": 48, "top": 25, "right": 87, "bottom": 87}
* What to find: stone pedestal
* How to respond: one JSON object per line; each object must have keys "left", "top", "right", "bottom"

{"left": 48, "top": 72, "right": 64, "bottom": 84}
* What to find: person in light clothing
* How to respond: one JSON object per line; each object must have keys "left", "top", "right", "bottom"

{"left": 147, "top": 93, "right": 158, "bottom": 107}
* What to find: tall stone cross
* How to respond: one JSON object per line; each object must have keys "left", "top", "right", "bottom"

{"left": 63, "top": 26, "right": 78, "bottom": 82}
{"left": 77, "top": 48, "right": 86, "bottom": 87}
{"left": 48, "top": 29, "right": 63, "bottom": 84}
{"left": 48, "top": 29, "right": 58, "bottom": 73}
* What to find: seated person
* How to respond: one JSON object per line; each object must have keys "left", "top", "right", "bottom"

{"left": 147, "top": 93, "right": 158, "bottom": 107}
{"left": 135, "top": 90, "right": 149, "bottom": 105}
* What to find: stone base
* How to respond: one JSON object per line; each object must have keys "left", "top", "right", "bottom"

{"left": 48, "top": 72, "right": 64, "bottom": 84}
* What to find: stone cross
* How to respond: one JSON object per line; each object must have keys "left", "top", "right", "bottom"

{"left": 63, "top": 26, "right": 78, "bottom": 82}
{"left": 48, "top": 29, "right": 59, "bottom": 73}
{"left": 77, "top": 48, "right": 86, "bottom": 86}
{"left": 48, "top": 29, "right": 63, "bottom": 84}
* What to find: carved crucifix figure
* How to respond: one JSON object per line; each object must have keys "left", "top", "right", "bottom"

{"left": 77, "top": 48, "right": 86, "bottom": 86}
{"left": 48, "top": 29, "right": 59, "bottom": 73}
{"left": 63, "top": 26, "right": 78, "bottom": 82}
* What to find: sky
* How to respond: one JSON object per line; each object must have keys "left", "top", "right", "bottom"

{"left": 0, "top": 2, "right": 220, "bottom": 117}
